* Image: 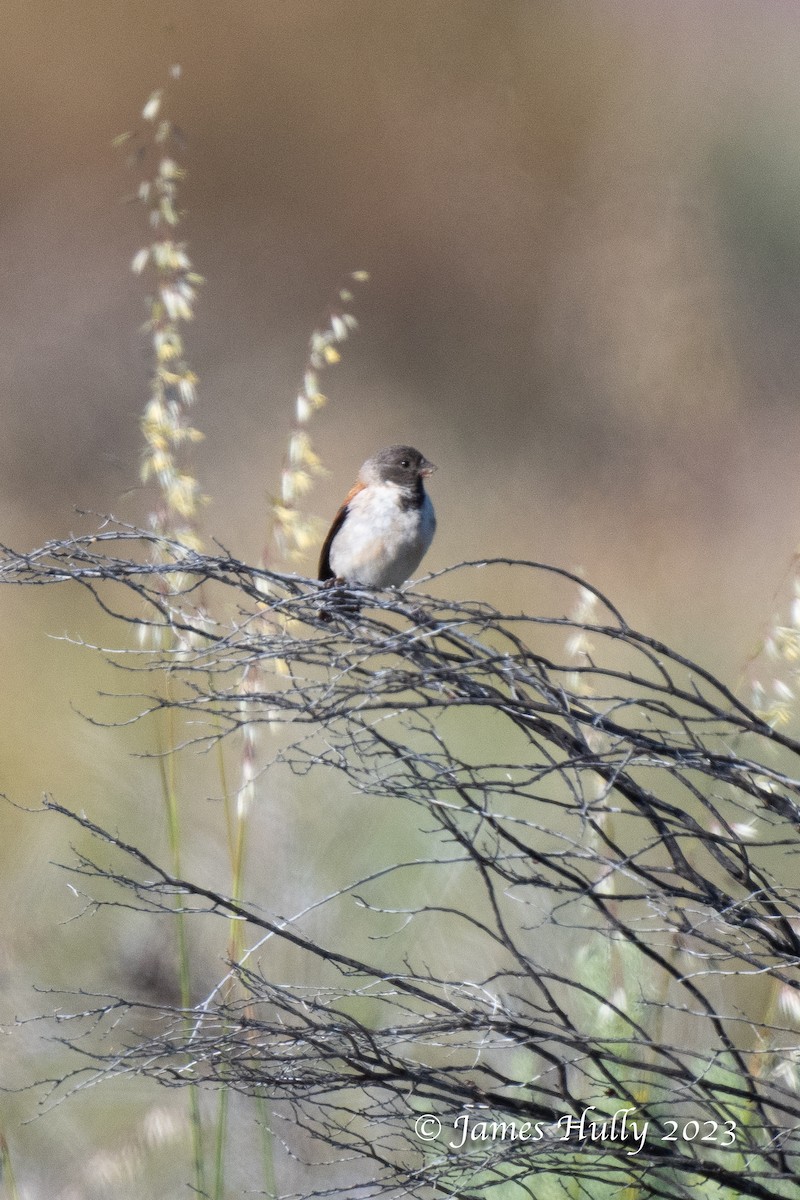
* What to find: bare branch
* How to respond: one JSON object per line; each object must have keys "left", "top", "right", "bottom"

{"left": 6, "top": 525, "right": 800, "bottom": 1197}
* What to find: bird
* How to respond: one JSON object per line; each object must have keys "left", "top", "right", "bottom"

{"left": 318, "top": 445, "right": 437, "bottom": 588}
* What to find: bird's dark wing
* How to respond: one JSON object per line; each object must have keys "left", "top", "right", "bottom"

{"left": 317, "top": 481, "right": 365, "bottom": 580}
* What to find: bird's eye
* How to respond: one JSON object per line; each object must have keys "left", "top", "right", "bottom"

{"left": 400, "top": 458, "right": 410, "bottom": 468}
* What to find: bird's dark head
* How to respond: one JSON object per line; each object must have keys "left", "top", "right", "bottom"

{"left": 361, "top": 445, "right": 437, "bottom": 489}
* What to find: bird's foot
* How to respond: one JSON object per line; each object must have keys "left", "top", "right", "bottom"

{"left": 317, "top": 579, "right": 363, "bottom": 623}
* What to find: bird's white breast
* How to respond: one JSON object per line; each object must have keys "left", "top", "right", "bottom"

{"left": 329, "top": 484, "right": 436, "bottom": 587}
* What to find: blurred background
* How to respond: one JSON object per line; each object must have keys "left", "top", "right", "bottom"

{"left": 4, "top": 0, "right": 800, "bottom": 1194}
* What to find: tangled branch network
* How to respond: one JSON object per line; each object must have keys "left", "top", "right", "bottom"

{"left": 4, "top": 523, "right": 800, "bottom": 1199}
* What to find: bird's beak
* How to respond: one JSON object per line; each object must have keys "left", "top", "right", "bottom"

{"left": 419, "top": 459, "right": 437, "bottom": 477}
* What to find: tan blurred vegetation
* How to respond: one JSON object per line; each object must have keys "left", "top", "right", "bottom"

{"left": 4, "top": 0, "right": 800, "bottom": 1193}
